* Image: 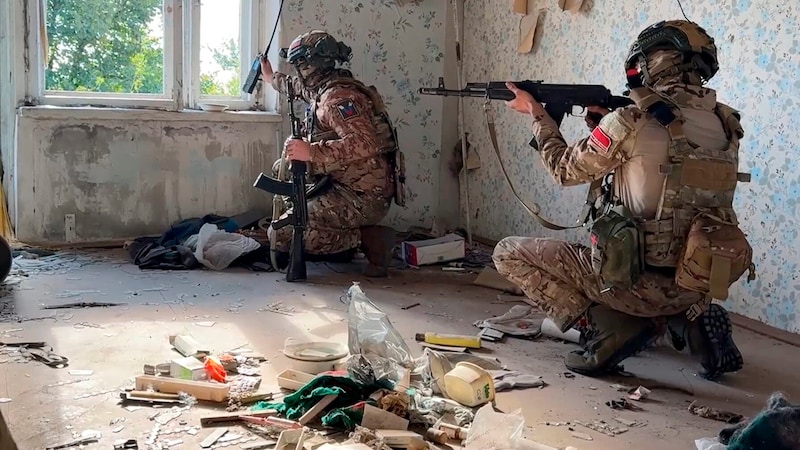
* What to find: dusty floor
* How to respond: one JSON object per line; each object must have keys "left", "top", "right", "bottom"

{"left": 1, "top": 249, "right": 798, "bottom": 450}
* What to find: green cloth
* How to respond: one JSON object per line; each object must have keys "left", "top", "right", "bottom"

{"left": 253, "top": 374, "right": 384, "bottom": 430}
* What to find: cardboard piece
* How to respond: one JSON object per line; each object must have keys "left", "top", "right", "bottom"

{"left": 558, "top": 0, "right": 584, "bottom": 12}
{"left": 402, "top": 234, "right": 465, "bottom": 266}
{"left": 374, "top": 430, "right": 426, "bottom": 449}
{"left": 517, "top": 10, "right": 541, "bottom": 54}
{"left": 473, "top": 267, "right": 524, "bottom": 295}
{"left": 512, "top": 0, "right": 527, "bottom": 14}
{"left": 361, "top": 405, "right": 410, "bottom": 431}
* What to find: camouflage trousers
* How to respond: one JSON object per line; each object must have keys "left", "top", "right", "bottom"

{"left": 492, "top": 237, "right": 705, "bottom": 332}
{"left": 270, "top": 184, "right": 391, "bottom": 255}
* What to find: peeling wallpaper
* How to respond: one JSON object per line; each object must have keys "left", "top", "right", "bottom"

{"left": 460, "top": 0, "right": 800, "bottom": 331}
{"left": 282, "top": 0, "right": 448, "bottom": 230}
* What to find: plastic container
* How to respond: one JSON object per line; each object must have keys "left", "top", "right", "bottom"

{"left": 276, "top": 369, "right": 316, "bottom": 391}
{"left": 415, "top": 332, "right": 481, "bottom": 349}
{"left": 444, "top": 361, "right": 495, "bottom": 407}
{"left": 282, "top": 338, "right": 348, "bottom": 374}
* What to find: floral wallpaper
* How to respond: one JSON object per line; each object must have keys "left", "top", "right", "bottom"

{"left": 460, "top": 1, "right": 800, "bottom": 332}
{"left": 281, "top": 0, "right": 446, "bottom": 230}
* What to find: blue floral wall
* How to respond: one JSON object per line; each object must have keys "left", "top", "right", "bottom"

{"left": 282, "top": 0, "right": 447, "bottom": 230}
{"left": 460, "top": 0, "right": 800, "bottom": 332}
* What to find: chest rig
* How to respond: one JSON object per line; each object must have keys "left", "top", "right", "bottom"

{"left": 623, "top": 69, "right": 756, "bottom": 300}
{"left": 307, "top": 76, "right": 406, "bottom": 207}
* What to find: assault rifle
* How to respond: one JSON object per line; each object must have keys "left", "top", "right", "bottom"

{"left": 253, "top": 81, "right": 308, "bottom": 282}
{"left": 418, "top": 77, "right": 634, "bottom": 148}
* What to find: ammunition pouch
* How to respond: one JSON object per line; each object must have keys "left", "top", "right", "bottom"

{"left": 675, "top": 215, "right": 755, "bottom": 300}
{"left": 589, "top": 205, "right": 645, "bottom": 291}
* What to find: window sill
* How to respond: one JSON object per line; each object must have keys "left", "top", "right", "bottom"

{"left": 17, "top": 105, "right": 283, "bottom": 123}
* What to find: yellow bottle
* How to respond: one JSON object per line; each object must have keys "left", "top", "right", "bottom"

{"left": 414, "top": 332, "right": 481, "bottom": 349}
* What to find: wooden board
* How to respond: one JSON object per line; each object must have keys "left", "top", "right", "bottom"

{"left": 298, "top": 394, "right": 338, "bottom": 425}
{"left": 135, "top": 375, "right": 229, "bottom": 402}
{"left": 200, "top": 410, "right": 278, "bottom": 427}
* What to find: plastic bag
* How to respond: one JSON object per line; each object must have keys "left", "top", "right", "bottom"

{"left": 344, "top": 283, "right": 413, "bottom": 368}
{"left": 193, "top": 223, "right": 260, "bottom": 270}
{"left": 695, "top": 438, "right": 727, "bottom": 450}
{"left": 464, "top": 404, "right": 525, "bottom": 450}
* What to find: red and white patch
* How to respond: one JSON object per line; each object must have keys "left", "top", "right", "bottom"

{"left": 588, "top": 127, "right": 612, "bottom": 154}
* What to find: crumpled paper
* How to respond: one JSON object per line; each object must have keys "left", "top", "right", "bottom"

{"left": 473, "top": 305, "right": 546, "bottom": 337}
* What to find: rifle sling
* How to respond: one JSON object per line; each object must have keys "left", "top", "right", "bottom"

{"left": 483, "top": 106, "right": 581, "bottom": 231}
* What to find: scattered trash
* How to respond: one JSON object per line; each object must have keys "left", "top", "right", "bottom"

{"left": 575, "top": 419, "right": 630, "bottom": 437}
{"left": 111, "top": 425, "right": 125, "bottom": 433}
{"left": 571, "top": 431, "right": 593, "bottom": 441}
{"left": 68, "top": 369, "right": 93, "bottom": 376}
{"left": 42, "top": 301, "right": 125, "bottom": 310}
{"left": 400, "top": 302, "right": 420, "bottom": 310}
{"left": 194, "top": 321, "right": 216, "bottom": 327}
{"left": 607, "top": 398, "right": 645, "bottom": 411}
{"left": 45, "top": 429, "right": 102, "bottom": 450}
{"left": 489, "top": 370, "right": 547, "bottom": 392}
{"left": 563, "top": 372, "right": 575, "bottom": 379}
{"left": 688, "top": 401, "right": 745, "bottom": 424}
{"left": 695, "top": 437, "right": 727, "bottom": 450}
{"left": 0, "top": 398, "right": 11, "bottom": 403}
{"left": 473, "top": 305, "right": 546, "bottom": 337}
{"left": 628, "top": 386, "right": 651, "bottom": 401}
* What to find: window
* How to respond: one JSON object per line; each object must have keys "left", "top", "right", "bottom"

{"left": 31, "top": 0, "right": 275, "bottom": 111}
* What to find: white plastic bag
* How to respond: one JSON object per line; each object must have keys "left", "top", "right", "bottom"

{"left": 464, "top": 404, "right": 525, "bottom": 450}
{"left": 345, "top": 282, "right": 414, "bottom": 368}
{"left": 193, "top": 223, "right": 260, "bottom": 270}
{"left": 695, "top": 438, "right": 727, "bottom": 450}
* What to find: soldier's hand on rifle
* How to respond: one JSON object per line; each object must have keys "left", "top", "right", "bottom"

{"left": 584, "top": 105, "right": 611, "bottom": 130}
{"left": 260, "top": 55, "right": 274, "bottom": 85}
{"left": 285, "top": 137, "right": 311, "bottom": 162}
{"left": 504, "top": 82, "right": 545, "bottom": 117}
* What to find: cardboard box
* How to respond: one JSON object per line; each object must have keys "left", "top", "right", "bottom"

{"left": 402, "top": 234, "right": 465, "bottom": 266}
{"left": 171, "top": 356, "right": 207, "bottom": 381}
{"left": 135, "top": 375, "right": 229, "bottom": 403}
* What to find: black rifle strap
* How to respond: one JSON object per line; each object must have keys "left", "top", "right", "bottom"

{"left": 483, "top": 103, "right": 581, "bottom": 231}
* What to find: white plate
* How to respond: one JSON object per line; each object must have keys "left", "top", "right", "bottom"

{"left": 197, "top": 103, "right": 229, "bottom": 112}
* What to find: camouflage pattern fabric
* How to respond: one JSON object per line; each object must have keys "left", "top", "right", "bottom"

{"left": 495, "top": 81, "right": 731, "bottom": 330}
{"left": 271, "top": 187, "right": 390, "bottom": 254}
{"left": 493, "top": 237, "right": 705, "bottom": 332}
{"left": 269, "top": 71, "right": 395, "bottom": 255}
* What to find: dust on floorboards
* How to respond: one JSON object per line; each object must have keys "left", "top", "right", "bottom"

{"left": 1, "top": 249, "right": 797, "bottom": 450}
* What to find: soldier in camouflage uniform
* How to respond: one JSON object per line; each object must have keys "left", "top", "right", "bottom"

{"left": 494, "top": 20, "right": 747, "bottom": 379}
{"left": 260, "top": 30, "right": 404, "bottom": 277}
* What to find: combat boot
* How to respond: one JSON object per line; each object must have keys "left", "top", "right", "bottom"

{"left": 666, "top": 303, "right": 743, "bottom": 380}
{"left": 564, "top": 305, "right": 658, "bottom": 376}
{"left": 359, "top": 225, "right": 395, "bottom": 278}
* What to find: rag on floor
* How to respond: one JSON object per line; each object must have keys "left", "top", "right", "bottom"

{"left": 252, "top": 373, "right": 389, "bottom": 430}
{"left": 719, "top": 391, "right": 800, "bottom": 450}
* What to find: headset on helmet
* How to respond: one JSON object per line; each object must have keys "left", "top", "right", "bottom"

{"left": 279, "top": 30, "right": 352, "bottom": 70}
{"left": 625, "top": 20, "right": 718, "bottom": 84}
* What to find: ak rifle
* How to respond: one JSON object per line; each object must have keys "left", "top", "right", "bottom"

{"left": 418, "top": 77, "right": 634, "bottom": 148}
{"left": 253, "top": 81, "right": 308, "bottom": 282}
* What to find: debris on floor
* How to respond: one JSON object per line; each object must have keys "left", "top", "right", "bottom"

{"left": 714, "top": 391, "right": 800, "bottom": 450}
{"left": 688, "top": 401, "right": 745, "bottom": 424}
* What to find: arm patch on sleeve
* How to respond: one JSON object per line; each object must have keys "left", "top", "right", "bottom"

{"left": 589, "top": 127, "right": 612, "bottom": 153}
{"left": 335, "top": 100, "right": 360, "bottom": 120}
{"left": 587, "top": 109, "right": 637, "bottom": 158}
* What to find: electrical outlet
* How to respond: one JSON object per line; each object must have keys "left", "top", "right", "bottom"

{"left": 64, "top": 214, "right": 76, "bottom": 242}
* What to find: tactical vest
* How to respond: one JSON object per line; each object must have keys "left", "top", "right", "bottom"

{"left": 308, "top": 76, "right": 406, "bottom": 207}
{"left": 619, "top": 81, "right": 756, "bottom": 300}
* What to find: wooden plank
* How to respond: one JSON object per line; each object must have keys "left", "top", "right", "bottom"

{"left": 135, "top": 375, "right": 229, "bottom": 403}
{"left": 200, "top": 409, "right": 278, "bottom": 427}
{"left": 200, "top": 428, "right": 228, "bottom": 448}
{"left": 298, "top": 394, "right": 338, "bottom": 425}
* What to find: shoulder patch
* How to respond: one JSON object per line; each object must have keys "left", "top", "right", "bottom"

{"left": 335, "top": 99, "right": 360, "bottom": 121}
{"left": 589, "top": 127, "right": 612, "bottom": 153}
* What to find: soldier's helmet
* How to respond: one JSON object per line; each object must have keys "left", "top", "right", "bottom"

{"left": 625, "top": 20, "right": 718, "bottom": 83}
{"left": 281, "top": 30, "right": 352, "bottom": 72}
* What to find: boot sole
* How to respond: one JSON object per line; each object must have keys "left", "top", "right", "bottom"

{"left": 699, "top": 304, "right": 743, "bottom": 380}
{"left": 565, "top": 326, "right": 658, "bottom": 377}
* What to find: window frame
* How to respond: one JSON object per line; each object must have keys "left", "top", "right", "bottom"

{"left": 28, "top": 0, "right": 277, "bottom": 113}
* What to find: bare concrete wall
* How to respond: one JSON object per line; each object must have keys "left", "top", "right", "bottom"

{"left": 15, "top": 109, "right": 277, "bottom": 242}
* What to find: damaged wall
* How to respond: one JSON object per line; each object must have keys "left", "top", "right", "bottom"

{"left": 460, "top": 1, "right": 800, "bottom": 331}
{"left": 15, "top": 110, "right": 275, "bottom": 242}
{"left": 2, "top": 0, "right": 455, "bottom": 243}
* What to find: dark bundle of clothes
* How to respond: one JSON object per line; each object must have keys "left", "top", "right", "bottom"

{"left": 719, "top": 391, "right": 800, "bottom": 450}
{"left": 126, "top": 212, "right": 273, "bottom": 271}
